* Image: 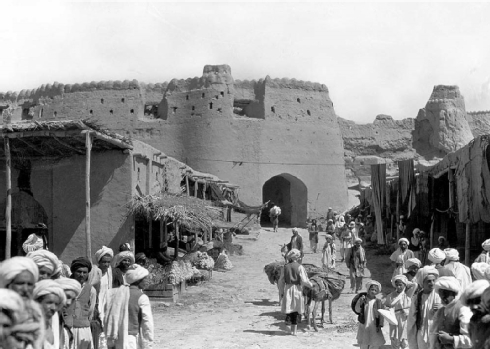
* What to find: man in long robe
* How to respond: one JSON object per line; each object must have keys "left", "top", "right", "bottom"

{"left": 443, "top": 249, "right": 472, "bottom": 291}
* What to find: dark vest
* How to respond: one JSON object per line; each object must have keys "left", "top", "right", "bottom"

{"left": 436, "top": 305, "right": 462, "bottom": 349}
{"left": 128, "top": 286, "right": 143, "bottom": 336}
{"left": 64, "top": 281, "right": 92, "bottom": 328}
{"left": 284, "top": 262, "right": 301, "bottom": 285}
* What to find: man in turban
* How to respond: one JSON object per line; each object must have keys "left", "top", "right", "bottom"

{"left": 430, "top": 276, "right": 472, "bottom": 349}
{"left": 467, "top": 283, "right": 490, "bottom": 349}
{"left": 345, "top": 237, "right": 366, "bottom": 293}
{"left": 55, "top": 278, "right": 82, "bottom": 349}
{"left": 33, "top": 279, "right": 67, "bottom": 349}
{"left": 471, "top": 262, "right": 490, "bottom": 281}
{"left": 408, "top": 266, "right": 442, "bottom": 349}
{"left": 354, "top": 280, "right": 385, "bottom": 348}
{"left": 64, "top": 257, "right": 96, "bottom": 349}
{"left": 428, "top": 248, "right": 455, "bottom": 278}
{"left": 390, "top": 238, "right": 415, "bottom": 279}
{"left": 112, "top": 251, "right": 135, "bottom": 288}
{"left": 22, "top": 223, "right": 49, "bottom": 254}
{"left": 26, "top": 250, "right": 61, "bottom": 281}
{"left": 88, "top": 246, "right": 114, "bottom": 349}
{"left": 474, "top": 239, "right": 490, "bottom": 264}
{"left": 277, "top": 249, "right": 312, "bottom": 335}
{"left": 0, "top": 289, "right": 41, "bottom": 349}
{"left": 444, "top": 249, "right": 472, "bottom": 290}
{"left": 0, "top": 257, "right": 44, "bottom": 349}
{"left": 405, "top": 258, "right": 423, "bottom": 298}
{"left": 104, "top": 264, "right": 154, "bottom": 349}
{"left": 385, "top": 275, "right": 411, "bottom": 349}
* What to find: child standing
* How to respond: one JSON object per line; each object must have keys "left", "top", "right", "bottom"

{"left": 322, "top": 234, "right": 336, "bottom": 272}
{"left": 308, "top": 219, "right": 319, "bottom": 253}
{"left": 385, "top": 275, "right": 411, "bottom": 349}
{"left": 354, "top": 280, "right": 386, "bottom": 349}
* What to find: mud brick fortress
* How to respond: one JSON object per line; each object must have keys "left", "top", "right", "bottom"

{"left": 2, "top": 65, "right": 490, "bottom": 226}
{"left": 0, "top": 65, "right": 348, "bottom": 227}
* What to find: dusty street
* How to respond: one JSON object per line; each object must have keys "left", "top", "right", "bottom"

{"left": 152, "top": 228, "right": 394, "bottom": 349}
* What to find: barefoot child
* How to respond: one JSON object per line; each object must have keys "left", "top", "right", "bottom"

{"left": 354, "top": 280, "right": 386, "bottom": 349}
{"left": 322, "top": 234, "right": 336, "bottom": 272}
{"left": 385, "top": 275, "right": 411, "bottom": 349}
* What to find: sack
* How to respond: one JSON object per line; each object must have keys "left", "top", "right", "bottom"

{"left": 351, "top": 292, "right": 369, "bottom": 324}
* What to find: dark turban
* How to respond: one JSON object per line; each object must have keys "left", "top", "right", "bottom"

{"left": 135, "top": 252, "right": 147, "bottom": 264}
{"left": 70, "top": 257, "right": 92, "bottom": 273}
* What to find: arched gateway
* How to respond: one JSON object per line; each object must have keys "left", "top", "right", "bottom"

{"left": 261, "top": 173, "right": 307, "bottom": 228}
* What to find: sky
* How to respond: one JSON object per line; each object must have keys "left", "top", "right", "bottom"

{"left": 2, "top": 2, "right": 490, "bottom": 123}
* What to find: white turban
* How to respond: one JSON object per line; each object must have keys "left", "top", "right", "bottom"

{"left": 113, "top": 251, "right": 135, "bottom": 268}
{"left": 444, "top": 248, "right": 460, "bottom": 261}
{"left": 482, "top": 239, "right": 490, "bottom": 252}
{"left": 428, "top": 248, "right": 446, "bottom": 264}
{"left": 55, "top": 278, "right": 82, "bottom": 298}
{"left": 415, "top": 266, "right": 439, "bottom": 287}
{"left": 292, "top": 228, "right": 299, "bottom": 234}
{"left": 287, "top": 249, "right": 301, "bottom": 261}
{"left": 413, "top": 228, "right": 421, "bottom": 235}
{"left": 354, "top": 237, "right": 363, "bottom": 243}
{"left": 0, "top": 289, "right": 25, "bottom": 318}
{"left": 325, "top": 234, "right": 333, "bottom": 240}
{"left": 33, "top": 279, "right": 67, "bottom": 306}
{"left": 471, "top": 262, "right": 490, "bottom": 280}
{"left": 125, "top": 265, "right": 149, "bottom": 285}
{"left": 366, "top": 280, "right": 382, "bottom": 293}
{"left": 398, "top": 238, "right": 409, "bottom": 245}
{"left": 406, "top": 258, "right": 422, "bottom": 269}
{"left": 392, "top": 274, "right": 409, "bottom": 287}
{"left": 95, "top": 246, "right": 114, "bottom": 263}
{"left": 27, "top": 250, "right": 61, "bottom": 276}
{"left": 0, "top": 256, "right": 39, "bottom": 288}
{"left": 460, "top": 280, "right": 490, "bottom": 306}
{"left": 435, "top": 276, "right": 461, "bottom": 295}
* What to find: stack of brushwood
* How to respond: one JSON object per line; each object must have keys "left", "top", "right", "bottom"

{"left": 214, "top": 250, "right": 233, "bottom": 270}
{"left": 263, "top": 261, "right": 285, "bottom": 284}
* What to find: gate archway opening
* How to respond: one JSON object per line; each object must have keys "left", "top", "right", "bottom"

{"left": 261, "top": 173, "right": 307, "bottom": 228}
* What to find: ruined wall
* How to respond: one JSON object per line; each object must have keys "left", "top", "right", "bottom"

{"left": 339, "top": 114, "right": 416, "bottom": 184}
{"left": 467, "top": 110, "right": 490, "bottom": 138}
{"left": 413, "top": 85, "right": 473, "bottom": 159}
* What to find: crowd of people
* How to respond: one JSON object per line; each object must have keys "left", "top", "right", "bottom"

{"left": 0, "top": 235, "right": 154, "bottom": 349}
{"left": 277, "top": 208, "right": 490, "bottom": 349}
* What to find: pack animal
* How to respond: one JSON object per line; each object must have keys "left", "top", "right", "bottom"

{"left": 263, "top": 262, "right": 345, "bottom": 329}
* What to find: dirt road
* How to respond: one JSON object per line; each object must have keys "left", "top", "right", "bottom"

{"left": 152, "top": 228, "right": 393, "bottom": 349}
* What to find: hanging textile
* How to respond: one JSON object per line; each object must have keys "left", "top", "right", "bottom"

{"left": 398, "top": 159, "right": 417, "bottom": 218}
{"left": 455, "top": 136, "right": 490, "bottom": 223}
{"left": 416, "top": 172, "right": 430, "bottom": 218}
{"left": 371, "top": 164, "right": 386, "bottom": 244}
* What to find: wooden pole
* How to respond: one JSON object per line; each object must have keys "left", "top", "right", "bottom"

{"left": 163, "top": 219, "right": 168, "bottom": 246}
{"left": 159, "top": 220, "right": 164, "bottom": 248}
{"left": 202, "top": 181, "right": 206, "bottom": 200}
{"left": 85, "top": 132, "right": 92, "bottom": 259}
{"left": 148, "top": 220, "right": 152, "bottom": 250}
{"left": 4, "top": 138, "right": 11, "bottom": 259}
{"left": 465, "top": 222, "right": 471, "bottom": 266}
{"left": 174, "top": 222, "right": 179, "bottom": 259}
{"left": 185, "top": 175, "right": 190, "bottom": 196}
{"left": 194, "top": 180, "right": 198, "bottom": 197}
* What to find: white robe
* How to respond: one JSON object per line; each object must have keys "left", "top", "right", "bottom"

{"left": 278, "top": 264, "right": 312, "bottom": 314}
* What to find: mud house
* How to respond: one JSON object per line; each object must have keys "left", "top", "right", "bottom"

{"left": 0, "top": 64, "right": 348, "bottom": 227}
{"left": 0, "top": 119, "right": 234, "bottom": 262}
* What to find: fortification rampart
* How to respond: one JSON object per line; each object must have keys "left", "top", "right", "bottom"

{"left": 0, "top": 65, "right": 348, "bottom": 222}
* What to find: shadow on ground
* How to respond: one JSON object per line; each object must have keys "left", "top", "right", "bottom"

{"left": 244, "top": 299, "right": 279, "bottom": 306}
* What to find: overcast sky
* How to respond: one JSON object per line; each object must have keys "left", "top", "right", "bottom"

{"left": 2, "top": 2, "right": 490, "bottom": 123}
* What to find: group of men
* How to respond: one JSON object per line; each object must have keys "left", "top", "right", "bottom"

{"left": 0, "top": 227, "right": 154, "bottom": 349}
{"left": 382, "top": 236, "right": 490, "bottom": 349}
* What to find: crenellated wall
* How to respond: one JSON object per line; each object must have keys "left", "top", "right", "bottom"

{"left": 0, "top": 65, "right": 348, "bottom": 223}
